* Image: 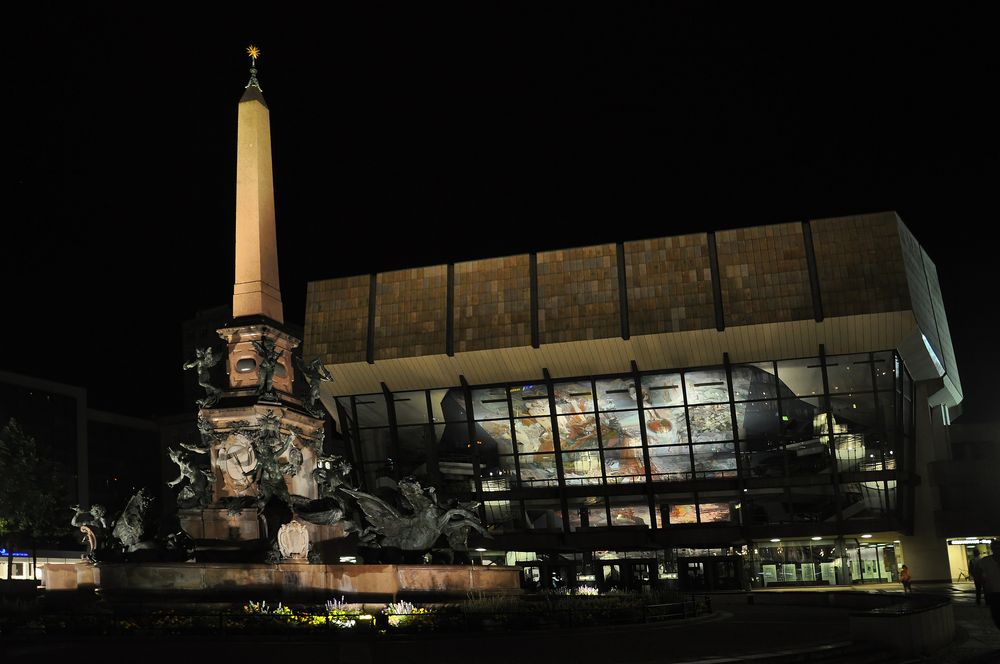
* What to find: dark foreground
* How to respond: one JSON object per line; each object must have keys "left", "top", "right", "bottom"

{"left": 3, "top": 584, "right": 998, "bottom": 663}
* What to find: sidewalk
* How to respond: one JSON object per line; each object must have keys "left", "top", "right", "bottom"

{"left": 753, "top": 581, "right": 1000, "bottom": 662}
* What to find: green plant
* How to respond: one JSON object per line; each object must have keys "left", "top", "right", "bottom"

{"left": 383, "top": 600, "right": 432, "bottom": 628}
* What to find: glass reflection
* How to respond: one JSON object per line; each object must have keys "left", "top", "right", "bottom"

{"left": 641, "top": 373, "right": 684, "bottom": 407}
{"left": 596, "top": 377, "right": 638, "bottom": 411}
{"left": 692, "top": 443, "right": 736, "bottom": 476}
{"left": 731, "top": 363, "right": 777, "bottom": 401}
{"left": 517, "top": 453, "right": 557, "bottom": 484}
{"left": 873, "top": 351, "right": 895, "bottom": 390}
{"left": 430, "top": 388, "right": 467, "bottom": 423}
{"left": 599, "top": 411, "right": 642, "bottom": 448}
{"left": 644, "top": 406, "right": 686, "bottom": 445}
{"left": 604, "top": 446, "right": 646, "bottom": 480}
{"left": 354, "top": 394, "right": 389, "bottom": 427}
{"left": 775, "top": 358, "right": 824, "bottom": 397}
{"left": 825, "top": 354, "right": 875, "bottom": 394}
{"left": 562, "top": 451, "right": 603, "bottom": 484}
{"left": 569, "top": 497, "right": 608, "bottom": 530}
{"left": 735, "top": 400, "right": 780, "bottom": 446}
{"left": 669, "top": 504, "right": 698, "bottom": 524}
{"left": 829, "top": 393, "right": 879, "bottom": 434}
{"left": 392, "top": 391, "right": 429, "bottom": 425}
{"left": 397, "top": 425, "right": 430, "bottom": 478}
{"left": 684, "top": 369, "right": 729, "bottom": 404}
{"left": 557, "top": 413, "right": 600, "bottom": 451}
{"left": 472, "top": 387, "right": 510, "bottom": 420}
{"left": 609, "top": 500, "right": 651, "bottom": 527}
{"left": 524, "top": 499, "right": 564, "bottom": 531}
{"left": 476, "top": 419, "right": 514, "bottom": 455}
{"left": 688, "top": 404, "right": 733, "bottom": 442}
{"left": 554, "top": 381, "right": 595, "bottom": 414}
{"left": 648, "top": 445, "right": 691, "bottom": 478}
{"left": 515, "top": 416, "right": 553, "bottom": 454}
{"left": 511, "top": 384, "right": 550, "bottom": 417}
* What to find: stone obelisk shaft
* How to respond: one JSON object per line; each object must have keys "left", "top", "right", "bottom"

{"left": 233, "top": 85, "right": 283, "bottom": 323}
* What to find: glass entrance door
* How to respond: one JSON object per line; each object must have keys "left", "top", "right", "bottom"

{"left": 679, "top": 556, "right": 743, "bottom": 590}
{"left": 599, "top": 563, "right": 623, "bottom": 591}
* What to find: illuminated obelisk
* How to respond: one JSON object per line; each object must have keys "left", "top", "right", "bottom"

{"left": 233, "top": 45, "right": 283, "bottom": 323}
{"left": 178, "top": 47, "right": 328, "bottom": 545}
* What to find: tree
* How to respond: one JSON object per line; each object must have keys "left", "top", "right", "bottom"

{"left": 0, "top": 418, "right": 69, "bottom": 540}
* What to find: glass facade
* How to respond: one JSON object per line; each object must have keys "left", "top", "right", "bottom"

{"left": 335, "top": 350, "right": 914, "bottom": 539}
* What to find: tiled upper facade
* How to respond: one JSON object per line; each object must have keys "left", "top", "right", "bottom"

{"left": 303, "top": 212, "right": 958, "bottom": 405}
{"left": 373, "top": 266, "right": 448, "bottom": 361}
{"left": 715, "top": 222, "right": 813, "bottom": 326}
{"left": 454, "top": 255, "right": 532, "bottom": 353}
{"left": 537, "top": 244, "right": 620, "bottom": 344}
{"left": 623, "top": 233, "right": 714, "bottom": 334}
{"left": 304, "top": 274, "right": 370, "bottom": 363}
{"left": 811, "top": 213, "right": 910, "bottom": 317}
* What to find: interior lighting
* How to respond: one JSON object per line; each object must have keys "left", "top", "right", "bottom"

{"left": 770, "top": 538, "right": 781, "bottom": 543}
{"left": 474, "top": 548, "right": 487, "bottom": 552}
{"left": 811, "top": 536, "right": 822, "bottom": 541}
{"left": 861, "top": 534, "right": 872, "bottom": 539}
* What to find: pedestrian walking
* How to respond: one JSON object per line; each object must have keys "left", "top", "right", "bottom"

{"left": 970, "top": 549, "right": 984, "bottom": 605}
{"left": 979, "top": 545, "right": 1000, "bottom": 630}
{"left": 899, "top": 564, "right": 912, "bottom": 593}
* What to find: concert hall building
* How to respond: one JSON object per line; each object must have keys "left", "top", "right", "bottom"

{"left": 303, "top": 212, "right": 968, "bottom": 591}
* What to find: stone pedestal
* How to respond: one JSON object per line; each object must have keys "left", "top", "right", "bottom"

{"left": 179, "top": 507, "right": 261, "bottom": 541}
{"left": 85, "top": 563, "right": 522, "bottom": 597}
{"left": 217, "top": 323, "right": 299, "bottom": 397}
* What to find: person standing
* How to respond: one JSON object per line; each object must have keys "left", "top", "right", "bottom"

{"left": 900, "top": 564, "right": 912, "bottom": 593}
{"left": 979, "top": 546, "right": 1000, "bottom": 630}
{"left": 970, "top": 549, "right": 984, "bottom": 605}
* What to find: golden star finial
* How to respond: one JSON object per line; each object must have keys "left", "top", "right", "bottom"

{"left": 247, "top": 45, "right": 260, "bottom": 62}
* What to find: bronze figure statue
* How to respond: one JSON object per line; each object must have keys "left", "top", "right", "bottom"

{"left": 341, "top": 477, "right": 487, "bottom": 552}
{"left": 111, "top": 488, "right": 154, "bottom": 552}
{"left": 71, "top": 504, "right": 108, "bottom": 562}
{"left": 294, "top": 356, "right": 333, "bottom": 418}
{"left": 183, "top": 347, "right": 223, "bottom": 408}
{"left": 251, "top": 337, "right": 283, "bottom": 401}
{"left": 167, "top": 446, "right": 215, "bottom": 508}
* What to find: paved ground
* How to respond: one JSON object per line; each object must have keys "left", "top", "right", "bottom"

{"left": 757, "top": 581, "right": 1000, "bottom": 662}
{"left": 3, "top": 583, "right": 998, "bottom": 662}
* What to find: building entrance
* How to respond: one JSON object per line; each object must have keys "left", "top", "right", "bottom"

{"left": 677, "top": 556, "right": 743, "bottom": 591}
{"left": 596, "top": 558, "right": 657, "bottom": 593}
{"left": 522, "top": 561, "right": 577, "bottom": 591}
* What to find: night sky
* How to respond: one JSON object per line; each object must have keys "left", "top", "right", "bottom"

{"left": 6, "top": 6, "right": 997, "bottom": 422}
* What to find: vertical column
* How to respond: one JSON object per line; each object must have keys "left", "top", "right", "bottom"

{"left": 446, "top": 263, "right": 455, "bottom": 357}
{"left": 819, "top": 345, "right": 845, "bottom": 534}
{"left": 707, "top": 232, "right": 726, "bottom": 332}
{"left": 365, "top": 273, "right": 377, "bottom": 365}
{"left": 802, "top": 221, "right": 825, "bottom": 322}
{"left": 382, "top": 383, "right": 402, "bottom": 482}
{"left": 529, "top": 253, "right": 540, "bottom": 349}
{"left": 616, "top": 242, "right": 630, "bottom": 341}
{"left": 424, "top": 391, "right": 441, "bottom": 487}
{"left": 630, "top": 361, "right": 658, "bottom": 528}
{"left": 543, "top": 369, "right": 571, "bottom": 534}
{"left": 461, "top": 376, "right": 487, "bottom": 522}
{"left": 723, "top": 353, "right": 747, "bottom": 495}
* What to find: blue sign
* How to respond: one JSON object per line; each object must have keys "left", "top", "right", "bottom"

{"left": 0, "top": 548, "right": 29, "bottom": 557}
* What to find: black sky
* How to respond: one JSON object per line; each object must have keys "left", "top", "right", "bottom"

{"left": 6, "top": 5, "right": 998, "bottom": 422}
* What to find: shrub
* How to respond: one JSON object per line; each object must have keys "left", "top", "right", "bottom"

{"left": 383, "top": 600, "right": 433, "bottom": 628}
